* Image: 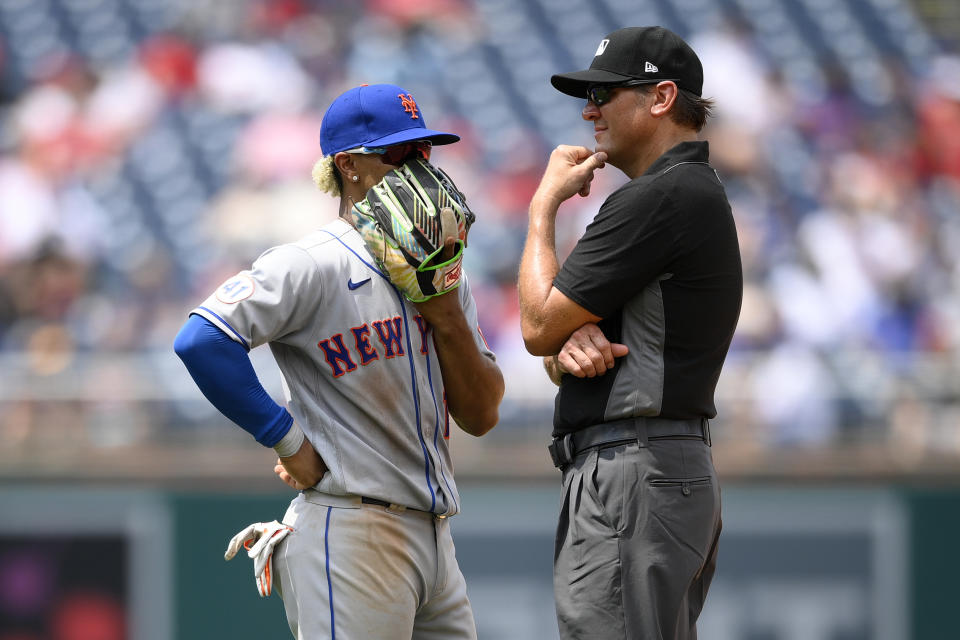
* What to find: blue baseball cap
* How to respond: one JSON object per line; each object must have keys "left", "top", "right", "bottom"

{"left": 319, "top": 84, "right": 460, "bottom": 156}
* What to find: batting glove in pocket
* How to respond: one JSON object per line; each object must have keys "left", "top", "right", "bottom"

{"left": 224, "top": 520, "right": 293, "bottom": 597}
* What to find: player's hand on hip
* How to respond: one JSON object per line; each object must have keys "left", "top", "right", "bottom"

{"left": 275, "top": 438, "right": 327, "bottom": 491}
{"left": 534, "top": 145, "right": 607, "bottom": 206}
{"left": 557, "top": 323, "right": 629, "bottom": 378}
{"left": 224, "top": 520, "right": 292, "bottom": 597}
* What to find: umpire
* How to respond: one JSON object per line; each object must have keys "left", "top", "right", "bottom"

{"left": 517, "top": 26, "right": 743, "bottom": 640}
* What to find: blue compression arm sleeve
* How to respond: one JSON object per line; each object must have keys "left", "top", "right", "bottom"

{"left": 174, "top": 314, "right": 293, "bottom": 447}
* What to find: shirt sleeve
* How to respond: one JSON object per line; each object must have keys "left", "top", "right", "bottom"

{"left": 553, "top": 182, "right": 677, "bottom": 319}
{"left": 173, "top": 314, "right": 294, "bottom": 447}
{"left": 191, "top": 243, "right": 325, "bottom": 349}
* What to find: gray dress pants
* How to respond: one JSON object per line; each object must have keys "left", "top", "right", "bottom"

{"left": 553, "top": 437, "right": 721, "bottom": 640}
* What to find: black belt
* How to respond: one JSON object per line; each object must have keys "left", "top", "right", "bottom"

{"left": 361, "top": 497, "right": 393, "bottom": 508}
{"left": 548, "top": 416, "right": 711, "bottom": 469}
{"left": 360, "top": 497, "right": 443, "bottom": 518}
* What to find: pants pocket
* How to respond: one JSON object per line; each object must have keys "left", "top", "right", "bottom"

{"left": 648, "top": 476, "right": 712, "bottom": 497}
{"left": 556, "top": 450, "right": 626, "bottom": 638}
{"left": 646, "top": 475, "right": 717, "bottom": 563}
{"left": 584, "top": 446, "right": 625, "bottom": 533}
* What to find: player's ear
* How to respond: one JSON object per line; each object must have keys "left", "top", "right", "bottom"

{"left": 333, "top": 152, "right": 359, "bottom": 183}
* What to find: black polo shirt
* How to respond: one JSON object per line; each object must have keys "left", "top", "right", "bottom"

{"left": 551, "top": 141, "right": 742, "bottom": 437}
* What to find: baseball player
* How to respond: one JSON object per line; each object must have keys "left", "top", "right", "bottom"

{"left": 518, "top": 27, "right": 742, "bottom": 639}
{"left": 174, "top": 83, "right": 505, "bottom": 639}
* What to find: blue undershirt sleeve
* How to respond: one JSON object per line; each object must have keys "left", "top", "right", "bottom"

{"left": 173, "top": 314, "right": 293, "bottom": 447}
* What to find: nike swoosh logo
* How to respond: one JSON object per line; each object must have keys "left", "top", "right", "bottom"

{"left": 347, "top": 277, "right": 371, "bottom": 290}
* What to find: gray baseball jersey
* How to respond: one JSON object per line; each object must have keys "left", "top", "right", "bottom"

{"left": 193, "top": 217, "right": 494, "bottom": 516}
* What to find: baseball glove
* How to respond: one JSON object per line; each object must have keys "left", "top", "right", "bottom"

{"left": 350, "top": 158, "right": 475, "bottom": 303}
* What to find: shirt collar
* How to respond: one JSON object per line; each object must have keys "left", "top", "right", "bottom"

{"left": 643, "top": 140, "right": 710, "bottom": 176}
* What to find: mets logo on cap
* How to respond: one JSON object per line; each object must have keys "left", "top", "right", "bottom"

{"left": 398, "top": 93, "right": 419, "bottom": 119}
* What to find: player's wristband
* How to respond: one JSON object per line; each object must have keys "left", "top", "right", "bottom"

{"left": 273, "top": 421, "right": 305, "bottom": 458}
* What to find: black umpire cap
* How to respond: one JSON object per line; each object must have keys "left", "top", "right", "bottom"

{"left": 551, "top": 26, "right": 704, "bottom": 98}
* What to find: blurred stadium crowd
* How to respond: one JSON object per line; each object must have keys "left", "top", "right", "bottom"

{"left": 1, "top": 0, "right": 960, "bottom": 475}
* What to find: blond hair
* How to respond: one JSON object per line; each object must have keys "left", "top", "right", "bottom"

{"left": 312, "top": 155, "right": 341, "bottom": 197}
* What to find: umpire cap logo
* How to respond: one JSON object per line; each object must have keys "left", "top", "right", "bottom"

{"left": 595, "top": 39, "right": 609, "bottom": 56}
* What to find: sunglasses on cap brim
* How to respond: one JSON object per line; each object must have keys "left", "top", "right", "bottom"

{"left": 345, "top": 140, "right": 432, "bottom": 165}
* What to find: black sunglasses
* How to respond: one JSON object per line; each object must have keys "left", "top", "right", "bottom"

{"left": 586, "top": 79, "right": 671, "bottom": 106}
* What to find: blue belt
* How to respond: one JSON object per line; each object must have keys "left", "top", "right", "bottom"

{"left": 548, "top": 416, "right": 711, "bottom": 469}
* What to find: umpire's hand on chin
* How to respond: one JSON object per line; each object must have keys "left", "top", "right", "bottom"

{"left": 275, "top": 439, "right": 327, "bottom": 491}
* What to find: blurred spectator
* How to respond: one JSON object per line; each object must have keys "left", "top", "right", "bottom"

{"left": 915, "top": 55, "right": 960, "bottom": 182}
{"left": 196, "top": 40, "right": 313, "bottom": 114}
{"left": 139, "top": 34, "right": 198, "bottom": 97}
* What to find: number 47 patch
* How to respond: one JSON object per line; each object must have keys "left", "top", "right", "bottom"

{"left": 216, "top": 274, "right": 256, "bottom": 304}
